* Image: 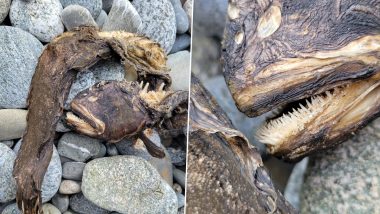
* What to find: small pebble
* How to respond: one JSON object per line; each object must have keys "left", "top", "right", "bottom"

{"left": 1, "top": 203, "right": 21, "bottom": 214}
{"left": 183, "top": 0, "right": 192, "bottom": 33}
{"left": 167, "top": 51, "right": 191, "bottom": 91}
{"left": 173, "top": 167, "right": 186, "bottom": 189}
{"left": 56, "top": 118, "right": 72, "bottom": 133}
{"left": 102, "top": 0, "right": 141, "bottom": 33}
{"left": 168, "top": 147, "right": 186, "bottom": 166}
{"left": 176, "top": 193, "right": 185, "bottom": 209}
{"left": 0, "top": 109, "right": 27, "bottom": 141}
{"left": 57, "top": 132, "right": 105, "bottom": 162}
{"left": 0, "top": 144, "right": 17, "bottom": 203}
{"left": 10, "top": 0, "right": 64, "bottom": 42}
{"left": 0, "top": 140, "right": 14, "bottom": 148}
{"left": 42, "top": 203, "right": 62, "bottom": 214}
{"left": 133, "top": 0, "right": 176, "bottom": 53}
{"left": 70, "top": 193, "right": 110, "bottom": 214}
{"left": 0, "top": 26, "right": 43, "bottom": 108}
{"left": 61, "top": 5, "right": 97, "bottom": 31}
{"left": 173, "top": 183, "right": 182, "bottom": 194}
{"left": 169, "top": 0, "right": 189, "bottom": 34}
{"left": 62, "top": 162, "right": 86, "bottom": 181}
{"left": 52, "top": 193, "right": 70, "bottom": 213}
{"left": 59, "top": 180, "right": 81, "bottom": 195}
{"left": 95, "top": 10, "right": 107, "bottom": 29}
{"left": 0, "top": 0, "right": 11, "bottom": 23}
{"left": 60, "top": 0, "right": 102, "bottom": 19}
{"left": 105, "top": 143, "right": 119, "bottom": 156}
{"left": 170, "top": 34, "right": 191, "bottom": 54}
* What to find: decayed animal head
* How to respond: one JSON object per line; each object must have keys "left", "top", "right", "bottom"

{"left": 65, "top": 80, "right": 171, "bottom": 142}
{"left": 222, "top": 0, "right": 380, "bottom": 160}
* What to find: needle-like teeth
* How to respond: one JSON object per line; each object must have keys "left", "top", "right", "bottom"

{"left": 142, "top": 82, "right": 149, "bottom": 94}
{"left": 139, "top": 81, "right": 144, "bottom": 89}
{"left": 159, "top": 83, "right": 165, "bottom": 91}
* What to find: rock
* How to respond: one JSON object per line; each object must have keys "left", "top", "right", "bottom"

{"left": 69, "top": 193, "right": 110, "bottom": 214}
{"left": 193, "top": 0, "right": 227, "bottom": 38}
{"left": 1, "top": 203, "right": 21, "bottom": 214}
{"left": 102, "top": 0, "right": 113, "bottom": 13}
{"left": 172, "top": 183, "right": 182, "bottom": 193}
{"left": 169, "top": 0, "right": 189, "bottom": 34}
{"left": 60, "top": 0, "right": 102, "bottom": 19}
{"left": 105, "top": 143, "right": 119, "bottom": 156}
{"left": 60, "top": 156, "right": 75, "bottom": 165}
{"left": 95, "top": 10, "right": 107, "bottom": 29}
{"left": 52, "top": 193, "right": 70, "bottom": 213}
{"left": 42, "top": 203, "right": 62, "bottom": 214}
{"left": 284, "top": 158, "right": 309, "bottom": 210}
{"left": 301, "top": 118, "right": 380, "bottom": 213}
{"left": 167, "top": 51, "right": 190, "bottom": 91}
{"left": 81, "top": 156, "right": 177, "bottom": 214}
{"left": 183, "top": 0, "right": 192, "bottom": 33}
{"left": 176, "top": 193, "right": 185, "bottom": 209}
{"left": 133, "top": 0, "right": 176, "bottom": 53}
{"left": 56, "top": 118, "right": 72, "bottom": 133}
{"left": 0, "top": 0, "right": 11, "bottom": 23}
{"left": 168, "top": 147, "right": 186, "bottom": 166}
{"left": 62, "top": 162, "right": 86, "bottom": 181}
{"left": 116, "top": 137, "right": 173, "bottom": 185}
{"left": 0, "top": 144, "right": 16, "bottom": 203}
{"left": 65, "top": 59, "right": 125, "bottom": 109}
{"left": 102, "top": 0, "right": 141, "bottom": 33}
{"left": 61, "top": 5, "right": 97, "bottom": 31}
{"left": 0, "top": 26, "right": 43, "bottom": 108}
{"left": 13, "top": 141, "right": 62, "bottom": 202}
{"left": 10, "top": 0, "right": 64, "bottom": 42}
{"left": 0, "top": 140, "right": 14, "bottom": 148}
{"left": 59, "top": 180, "right": 81, "bottom": 195}
{"left": 57, "top": 132, "right": 106, "bottom": 162}
{"left": 169, "top": 34, "right": 191, "bottom": 54}
{"left": 0, "top": 110, "right": 27, "bottom": 141}
{"left": 63, "top": 210, "right": 78, "bottom": 214}
{"left": 173, "top": 167, "right": 185, "bottom": 189}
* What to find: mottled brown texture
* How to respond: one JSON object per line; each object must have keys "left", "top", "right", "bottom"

{"left": 13, "top": 26, "right": 171, "bottom": 214}
{"left": 222, "top": 0, "right": 380, "bottom": 161}
{"left": 222, "top": 0, "right": 379, "bottom": 116}
{"left": 66, "top": 80, "right": 188, "bottom": 158}
{"left": 186, "top": 76, "right": 296, "bottom": 214}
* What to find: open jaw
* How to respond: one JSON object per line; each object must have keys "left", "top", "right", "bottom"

{"left": 65, "top": 102, "right": 105, "bottom": 137}
{"left": 257, "top": 73, "right": 380, "bottom": 161}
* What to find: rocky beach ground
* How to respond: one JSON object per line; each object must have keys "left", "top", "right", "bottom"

{"left": 0, "top": 0, "right": 191, "bottom": 213}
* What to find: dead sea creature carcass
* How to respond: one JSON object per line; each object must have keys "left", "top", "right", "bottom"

{"left": 13, "top": 26, "right": 172, "bottom": 214}
{"left": 222, "top": 0, "right": 380, "bottom": 161}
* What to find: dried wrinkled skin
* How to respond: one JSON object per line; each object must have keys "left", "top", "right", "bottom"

{"left": 65, "top": 80, "right": 188, "bottom": 158}
{"left": 186, "top": 77, "right": 296, "bottom": 214}
{"left": 222, "top": 0, "right": 380, "bottom": 161}
{"left": 13, "top": 26, "right": 170, "bottom": 214}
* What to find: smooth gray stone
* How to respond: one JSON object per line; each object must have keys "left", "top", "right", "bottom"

{"left": 169, "top": 0, "right": 189, "bottom": 34}
{"left": 172, "top": 167, "right": 185, "bottom": 188}
{"left": 60, "top": 0, "right": 102, "bottom": 18}
{"left": 0, "top": 144, "right": 16, "bottom": 203}
{"left": 81, "top": 156, "right": 177, "bottom": 214}
{"left": 167, "top": 51, "right": 190, "bottom": 91}
{"left": 183, "top": 0, "right": 192, "bottom": 33}
{"left": 0, "top": 26, "right": 43, "bottom": 108}
{"left": 169, "top": 34, "right": 191, "bottom": 54}
{"left": 0, "top": 140, "right": 14, "bottom": 148}
{"left": 69, "top": 193, "right": 110, "bottom": 214}
{"left": 10, "top": 0, "right": 64, "bottom": 42}
{"left": 101, "top": 0, "right": 113, "bottom": 13}
{"left": 0, "top": 110, "right": 27, "bottom": 141}
{"left": 284, "top": 158, "right": 309, "bottom": 210}
{"left": 193, "top": 0, "right": 227, "bottom": 39}
{"left": 52, "top": 193, "right": 70, "bottom": 213}
{"left": 133, "top": 0, "right": 176, "bottom": 53}
{"left": 56, "top": 118, "right": 72, "bottom": 133}
{"left": 95, "top": 10, "right": 107, "bottom": 29}
{"left": 176, "top": 193, "right": 185, "bottom": 209}
{"left": 62, "top": 162, "right": 86, "bottom": 181}
{"left": 13, "top": 140, "right": 62, "bottom": 203}
{"left": 59, "top": 180, "right": 81, "bottom": 195}
{"left": 1, "top": 203, "right": 21, "bottom": 214}
{"left": 42, "top": 203, "right": 61, "bottom": 214}
{"left": 65, "top": 59, "right": 125, "bottom": 109}
{"left": 102, "top": 0, "right": 141, "bottom": 33}
{"left": 57, "top": 132, "right": 105, "bottom": 162}
{"left": 105, "top": 143, "right": 118, "bottom": 156}
{"left": 0, "top": 0, "right": 11, "bottom": 23}
{"left": 61, "top": 5, "right": 97, "bottom": 31}
{"left": 168, "top": 147, "right": 186, "bottom": 166}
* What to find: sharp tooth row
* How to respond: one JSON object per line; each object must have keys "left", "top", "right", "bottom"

{"left": 257, "top": 90, "right": 336, "bottom": 146}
